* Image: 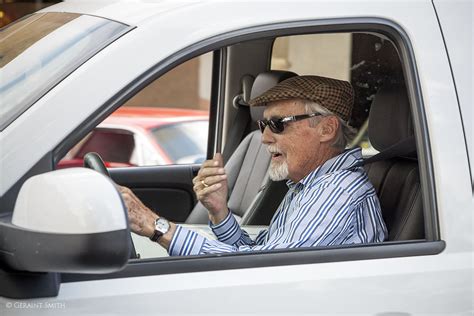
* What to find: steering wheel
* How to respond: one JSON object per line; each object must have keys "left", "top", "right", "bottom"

{"left": 83, "top": 152, "right": 139, "bottom": 259}
{"left": 83, "top": 152, "right": 110, "bottom": 177}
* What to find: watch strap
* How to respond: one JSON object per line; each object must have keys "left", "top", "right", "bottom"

{"left": 150, "top": 229, "right": 163, "bottom": 242}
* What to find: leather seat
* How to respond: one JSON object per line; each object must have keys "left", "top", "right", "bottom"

{"left": 185, "top": 71, "right": 296, "bottom": 224}
{"left": 364, "top": 84, "right": 425, "bottom": 241}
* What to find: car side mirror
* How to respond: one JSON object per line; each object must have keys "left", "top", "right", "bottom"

{"left": 0, "top": 168, "right": 130, "bottom": 274}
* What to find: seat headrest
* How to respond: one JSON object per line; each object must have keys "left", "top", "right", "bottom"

{"left": 249, "top": 70, "right": 298, "bottom": 122}
{"left": 369, "top": 84, "right": 414, "bottom": 152}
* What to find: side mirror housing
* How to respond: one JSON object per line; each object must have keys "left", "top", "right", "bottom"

{"left": 0, "top": 168, "right": 130, "bottom": 274}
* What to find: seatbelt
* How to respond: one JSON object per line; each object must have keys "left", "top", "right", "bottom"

{"left": 353, "top": 135, "right": 417, "bottom": 168}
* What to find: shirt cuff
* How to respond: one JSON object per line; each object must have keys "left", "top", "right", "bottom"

{"left": 209, "top": 210, "right": 242, "bottom": 245}
{"left": 168, "top": 225, "right": 206, "bottom": 256}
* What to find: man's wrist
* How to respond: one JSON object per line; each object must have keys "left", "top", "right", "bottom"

{"left": 157, "top": 222, "right": 177, "bottom": 249}
{"left": 145, "top": 213, "right": 159, "bottom": 238}
{"left": 209, "top": 208, "right": 230, "bottom": 225}
{"left": 147, "top": 215, "right": 177, "bottom": 250}
{"left": 149, "top": 216, "right": 170, "bottom": 242}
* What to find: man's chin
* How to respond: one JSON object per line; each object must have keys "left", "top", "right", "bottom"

{"left": 269, "top": 161, "right": 289, "bottom": 181}
{"left": 269, "top": 174, "right": 287, "bottom": 181}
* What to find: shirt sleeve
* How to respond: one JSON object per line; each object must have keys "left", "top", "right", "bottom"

{"left": 168, "top": 181, "right": 386, "bottom": 256}
{"left": 168, "top": 211, "right": 269, "bottom": 256}
{"left": 168, "top": 183, "right": 351, "bottom": 256}
{"left": 209, "top": 210, "right": 268, "bottom": 246}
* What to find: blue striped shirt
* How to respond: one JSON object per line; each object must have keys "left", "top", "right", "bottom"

{"left": 169, "top": 147, "right": 387, "bottom": 256}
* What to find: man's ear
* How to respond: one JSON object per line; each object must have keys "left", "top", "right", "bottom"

{"left": 319, "top": 116, "right": 339, "bottom": 143}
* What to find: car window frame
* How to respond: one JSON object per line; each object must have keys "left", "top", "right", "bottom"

{"left": 56, "top": 17, "right": 442, "bottom": 284}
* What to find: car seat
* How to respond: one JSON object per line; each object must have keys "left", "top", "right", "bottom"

{"left": 185, "top": 71, "right": 296, "bottom": 224}
{"left": 364, "top": 83, "right": 425, "bottom": 240}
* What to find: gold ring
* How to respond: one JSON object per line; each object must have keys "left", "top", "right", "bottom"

{"left": 201, "top": 179, "right": 209, "bottom": 188}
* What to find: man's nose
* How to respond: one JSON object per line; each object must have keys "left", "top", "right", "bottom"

{"left": 261, "top": 126, "right": 275, "bottom": 145}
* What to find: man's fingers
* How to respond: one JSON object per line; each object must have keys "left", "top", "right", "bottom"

{"left": 193, "top": 167, "right": 225, "bottom": 186}
{"left": 199, "top": 167, "right": 226, "bottom": 178}
{"left": 192, "top": 153, "right": 225, "bottom": 195}
{"left": 200, "top": 158, "right": 220, "bottom": 169}
{"left": 196, "top": 183, "right": 223, "bottom": 198}
{"left": 202, "top": 174, "right": 227, "bottom": 186}
{"left": 193, "top": 176, "right": 226, "bottom": 192}
{"left": 214, "top": 153, "right": 223, "bottom": 167}
{"left": 116, "top": 184, "right": 131, "bottom": 195}
{"left": 196, "top": 156, "right": 222, "bottom": 173}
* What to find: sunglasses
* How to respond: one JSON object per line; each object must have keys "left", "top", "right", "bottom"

{"left": 257, "top": 113, "right": 322, "bottom": 134}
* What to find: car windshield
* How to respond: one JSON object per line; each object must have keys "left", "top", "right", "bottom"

{"left": 0, "top": 12, "right": 131, "bottom": 131}
{"left": 152, "top": 121, "right": 208, "bottom": 164}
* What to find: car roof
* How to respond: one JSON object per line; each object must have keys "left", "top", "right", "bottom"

{"left": 102, "top": 107, "right": 208, "bottom": 130}
{"left": 39, "top": 0, "right": 217, "bottom": 26}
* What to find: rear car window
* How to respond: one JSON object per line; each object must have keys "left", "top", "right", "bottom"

{"left": 0, "top": 12, "right": 131, "bottom": 130}
{"left": 76, "top": 129, "right": 135, "bottom": 163}
{"left": 152, "top": 120, "right": 208, "bottom": 164}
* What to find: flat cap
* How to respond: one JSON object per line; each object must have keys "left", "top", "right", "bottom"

{"left": 248, "top": 75, "right": 354, "bottom": 122}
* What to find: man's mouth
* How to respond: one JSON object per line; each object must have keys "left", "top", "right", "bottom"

{"left": 271, "top": 152, "right": 282, "bottom": 159}
{"left": 268, "top": 148, "right": 284, "bottom": 160}
{"left": 267, "top": 145, "right": 284, "bottom": 161}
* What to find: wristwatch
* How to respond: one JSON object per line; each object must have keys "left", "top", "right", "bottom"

{"left": 149, "top": 217, "right": 170, "bottom": 242}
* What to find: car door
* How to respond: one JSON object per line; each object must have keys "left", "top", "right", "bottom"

{"left": 0, "top": 1, "right": 472, "bottom": 315}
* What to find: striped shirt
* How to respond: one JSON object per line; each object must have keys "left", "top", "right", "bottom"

{"left": 169, "top": 147, "right": 387, "bottom": 256}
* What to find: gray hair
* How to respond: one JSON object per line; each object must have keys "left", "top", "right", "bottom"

{"left": 301, "top": 99, "right": 357, "bottom": 150}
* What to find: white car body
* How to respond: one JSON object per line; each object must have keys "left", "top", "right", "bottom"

{"left": 0, "top": 0, "right": 472, "bottom": 314}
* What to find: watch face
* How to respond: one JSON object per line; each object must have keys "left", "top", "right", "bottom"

{"left": 155, "top": 218, "right": 170, "bottom": 234}
{"left": 150, "top": 218, "right": 170, "bottom": 242}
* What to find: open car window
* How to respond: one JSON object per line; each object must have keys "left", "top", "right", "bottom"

{"left": 122, "top": 30, "right": 426, "bottom": 261}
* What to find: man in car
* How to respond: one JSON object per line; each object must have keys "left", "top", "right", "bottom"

{"left": 120, "top": 75, "right": 387, "bottom": 255}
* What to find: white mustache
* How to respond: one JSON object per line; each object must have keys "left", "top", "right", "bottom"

{"left": 267, "top": 144, "right": 283, "bottom": 155}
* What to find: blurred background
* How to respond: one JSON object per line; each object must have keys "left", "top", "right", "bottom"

{"left": 2, "top": 1, "right": 400, "bottom": 166}
{"left": 1, "top": 0, "right": 400, "bottom": 124}
{"left": 0, "top": 0, "right": 61, "bottom": 27}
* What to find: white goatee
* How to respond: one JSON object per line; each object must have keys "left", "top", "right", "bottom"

{"left": 267, "top": 144, "right": 289, "bottom": 181}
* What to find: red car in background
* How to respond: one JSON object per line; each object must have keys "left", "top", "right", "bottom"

{"left": 58, "top": 107, "right": 209, "bottom": 169}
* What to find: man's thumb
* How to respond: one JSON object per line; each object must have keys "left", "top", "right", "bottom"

{"left": 214, "top": 152, "right": 223, "bottom": 167}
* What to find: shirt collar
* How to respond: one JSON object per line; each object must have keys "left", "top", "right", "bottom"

{"left": 287, "top": 147, "right": 364, "bottom": 189}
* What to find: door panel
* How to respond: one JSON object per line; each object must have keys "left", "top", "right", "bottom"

{"left": 110, "top": 164, "right": 201, "bottom": 222}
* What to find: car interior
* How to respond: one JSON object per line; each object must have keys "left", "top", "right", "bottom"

{"left": 55, "top": 29, "right": 427, "bottom": 259}
{"left": 187, "top": 70, "right": 423, "bottom": 241}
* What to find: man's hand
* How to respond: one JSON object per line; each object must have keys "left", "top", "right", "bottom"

{"left": 192, "top": 153, "right": 229, "bottom": 224}
{"left": 117, "top": 185, "right": 158, "bottom": 238}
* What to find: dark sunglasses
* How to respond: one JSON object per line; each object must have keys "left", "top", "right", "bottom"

{"left": 257, "top": 113, "right": 322, "bottom": 134}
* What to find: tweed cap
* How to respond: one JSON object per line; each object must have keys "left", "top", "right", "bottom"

{"left": 248, "top": 75, "right": 354, "bottom": 122}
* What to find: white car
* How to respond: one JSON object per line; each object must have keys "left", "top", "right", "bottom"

{"left": 0, "top": 0, "right": 472, "bottom": 315}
